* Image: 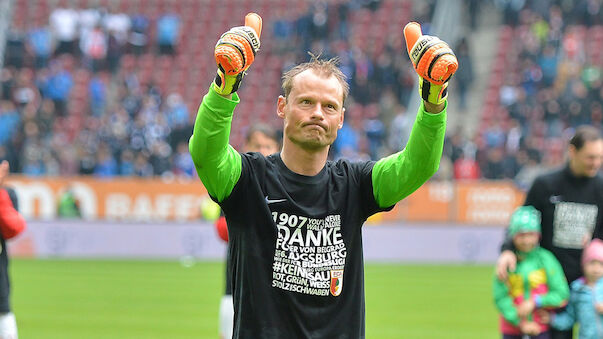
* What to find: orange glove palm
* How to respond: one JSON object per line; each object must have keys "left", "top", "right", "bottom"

{"left": 213, "top": 13, "right": 262, "bottom": 95}
{"left": 404, "top": 22, "right": 458, "bottom": 105}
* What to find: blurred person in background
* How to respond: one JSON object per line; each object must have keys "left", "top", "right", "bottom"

{"left": 493, "top": 206, "right": 569, "bottom": 339}
{"left": 57, "top": 186, "right": 81, "bottom": 219}
{"left": 0, "top": 160, "right": 27, "bottom": 339}
{"left": 214, "top": 123, "right": 280, "bottom": 339}
{"left": 50, "top": 5, "right": 79, "bottom": 56}
{"left": 26, "top": 21, "right": 55, "bottom": 70}
{"left": 156, "top": 12, "right": 180, "bottom": 55}
{"left": 541, "top": 239, "right": 603, "bottom": 339}
{"left": 189, "top": 16, "right": 455, "bottom": 337}
{"left": 453, "top": 37, "right": 474, "bottom": 111}
{"left": 497, "top": 126, "right": 603, "bottom": 339}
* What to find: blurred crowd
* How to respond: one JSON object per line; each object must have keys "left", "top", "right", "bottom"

{"left": 0, "top": 0, "right": 600, "bottom": 184}
{"left": 1, "top": 2, "right": 190, "bottom": 178}
{"left": 441, "top": 0, "right": 601, "bottom": 189}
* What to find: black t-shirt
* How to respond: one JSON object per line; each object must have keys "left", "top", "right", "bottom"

{"left": 503, "top": 166, "right": 603, "bottom": 283}
{"left": 224, "top": 242, "right": 233, "bottom": 295}
{"left": 218, "top": 152, "right": 392, "bottom": 338}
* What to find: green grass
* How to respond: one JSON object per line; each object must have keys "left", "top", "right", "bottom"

{"left": 11, "top": 259, "right": 499, "bottom": 338}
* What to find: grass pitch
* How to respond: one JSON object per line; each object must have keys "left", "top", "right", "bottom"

{"left": 11, "top": 259, "right": 498, "bottom": 338}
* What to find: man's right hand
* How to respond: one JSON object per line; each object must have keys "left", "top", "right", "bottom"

{"left": 403, "top": 22, "right": 457, "bottom": 109}
{"left": 213, "top": 13, "right": 262, "bottom": 96}
{"left": 496, "top": 250, "right": 517, "bottom": 281}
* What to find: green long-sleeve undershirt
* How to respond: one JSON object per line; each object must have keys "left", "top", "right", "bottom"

{"left": 189, "top": 86, "right": 446, "bottom": 207}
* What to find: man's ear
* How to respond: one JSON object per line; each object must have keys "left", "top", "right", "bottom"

{"left": 338, "top": 107, "right": 345, "bottom": 129}
{"left": 277, "top": 96, "right": 286, "bottom": 119}
{"left": 568, "top": 144, "right": 576, "bottom": 160}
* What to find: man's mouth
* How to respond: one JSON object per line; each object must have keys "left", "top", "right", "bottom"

{"left": 303, "top": 123, "right": 326, "bottom": 131}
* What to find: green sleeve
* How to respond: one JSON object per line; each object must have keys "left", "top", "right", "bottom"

{"left": 188, "top": 86, "right": 242, "bottom": 202}
{"left": 493, "top": 274, "right": 520, "bottom": 326}
{"left": 537, "top": 249, "right": 570, "bottom": 308}
{"left": 372, "top": 102, "right": 446, "bottom": 207}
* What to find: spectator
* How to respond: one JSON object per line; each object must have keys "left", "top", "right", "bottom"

{"left": 50, "top": 6, "right": 79, "bottom": 56}
{"left": 128, "top": 13, "right": 149, "bottom": 55}
{"left": 103, "top": 7, "right": 130, "bottom": 72}
{"left": 26, "top": 23, "right": 54, "bottom": 69}
{"left": 77, "top": 5, "right": 102, "bottom": 44}
{"left": 388, "top": 104, "right": 413, "bottom": 153}
{"left": 173, "top": 142, "right": 194, "bottom": 178}
{"left": 0, "top": 101, "right": 20, "bottom": 146}
{"left": 156, "top": 13, "right": 180, "bottom": 55}
{"left": 89, "top": 74, "right": 107, "bottom": 117}
{"left": 164, "top": 93, "right": 189, "bottom": 129}
{"left": 133, "top": 152, "right": 153, "bottom": 177}
{"left": 43, "top": 60, "right": 73, "bottom": 116}
{"left": 80, "top": 24, "right": 107, "bottom": 72}
{"left": 4, "top": 27, "right": 26, "bottom": 69}
{"left": 93, "top": 145, "right": 118, "bottom": 177}
{"left": 454, "top": 38, "right": 474, "bottom": 111}
{"left": 119, "top": 149, "right": 135, "bottom": 176}
{"left": 454, "top": 152, "right": 481, "bottom": 180}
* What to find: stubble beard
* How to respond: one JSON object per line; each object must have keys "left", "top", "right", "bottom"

{"left": 289, "top": 130, "right": 333, "bottom": 151}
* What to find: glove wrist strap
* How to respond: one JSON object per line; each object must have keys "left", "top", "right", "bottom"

{"left": 213, "top": 66, "right": 244, "bottom": 95}
{"left": 419, "top": 77, "right": 447, "bottom": 105}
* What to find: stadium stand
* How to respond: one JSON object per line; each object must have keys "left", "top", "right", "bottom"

{"left": 469, "top": 2, "right": 602, "bottom": 186}
{"left": 0, "top": 0, "right": 600, "bottom": 183}
{"left": 1, "top": 0, "right": 420, "bottom": 178}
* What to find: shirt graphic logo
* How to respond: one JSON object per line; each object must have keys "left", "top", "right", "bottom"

{"left": 271, "top": 212, "right": 346, "bottom": 297}
{"left": 265, "top": 196, "right": 287, "bottom": 204}
{"left": 553, "top": 202, "right": 598, "bottom": 249}
{"left": 549, "top": 195, "right": 562, "bottom": 204}
{"left": 330, "top": 270, "right": 344, "bottom": 296}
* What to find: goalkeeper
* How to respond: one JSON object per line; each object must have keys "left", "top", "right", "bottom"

{"left": 189, "top": 14, "right": 457, "bottom": 338}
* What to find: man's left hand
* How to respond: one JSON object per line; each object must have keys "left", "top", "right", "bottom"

{"left": 403, "top": 22, "right": 458, "bottom": 110}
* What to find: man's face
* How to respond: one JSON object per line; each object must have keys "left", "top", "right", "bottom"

{"left": 245, "top": 131, "right": 279, "bottom": 156}
{"left": 569, "top": 139, "right": 603, "bottom": 177}
{"left": 277, "top": 70, "right": 344, "bottom": 150}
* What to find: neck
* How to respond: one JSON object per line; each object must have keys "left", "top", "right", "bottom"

{"left": 568, "top": 161, "right": 581, "bottom": 177}
{"left": 281, "top": 140, "right": 329, "bottom": 176}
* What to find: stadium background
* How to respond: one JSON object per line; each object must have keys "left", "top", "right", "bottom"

{"left": 0, "top": 0, "right": 601, "bottom": 337}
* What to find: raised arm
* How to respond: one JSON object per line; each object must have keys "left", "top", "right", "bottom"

{"left": 189, "top": 90, "right": 242, "bottom": 202}
{"left": 371, "top": 22, "right": 455, "bottom": 207}
{"left": 372, "top": 103, "right": 446, "bottom": 207}
{"left": 189, "top": 14, "right": 262, "bottom": 202}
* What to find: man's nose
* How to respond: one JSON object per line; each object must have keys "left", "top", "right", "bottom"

{"left": 310, "top": 104, "right": 324, "bottom": 119}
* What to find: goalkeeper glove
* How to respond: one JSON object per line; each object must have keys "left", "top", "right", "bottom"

{"left": 403, "top": 22, "right": 458, "bottom": 106}
{"left": 213, "top": 13, "right": 262, "bottom": 96}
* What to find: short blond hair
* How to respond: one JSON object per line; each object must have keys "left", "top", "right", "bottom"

{"left": 281, "top": 53, "right": 349, "bottom": 104}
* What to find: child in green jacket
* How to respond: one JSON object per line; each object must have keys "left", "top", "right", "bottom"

{"left": 494, "top": 206, "right": 569, "bottom": 339}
